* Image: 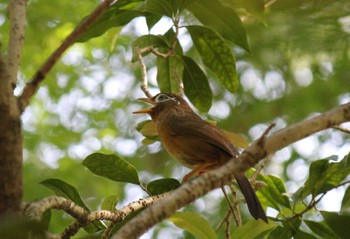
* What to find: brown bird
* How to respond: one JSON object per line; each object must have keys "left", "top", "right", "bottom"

{"left": 134, "top": 93, "right": 267, "bottom": 222}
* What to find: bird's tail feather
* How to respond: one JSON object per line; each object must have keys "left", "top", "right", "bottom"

{"left": 236, "top": 175, "right": 268, "bottom": 223}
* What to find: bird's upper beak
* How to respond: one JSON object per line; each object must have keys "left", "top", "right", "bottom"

{"left": 133, "top": 98, "right": 156, "bottom": 114}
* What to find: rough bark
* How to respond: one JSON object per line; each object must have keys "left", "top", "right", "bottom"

{"left": 0, "top": 57, "right": 23, "bottom": 216}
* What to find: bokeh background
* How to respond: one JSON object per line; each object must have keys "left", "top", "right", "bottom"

{"left": 1, "top": 0, "right": 349, "bottom": 237}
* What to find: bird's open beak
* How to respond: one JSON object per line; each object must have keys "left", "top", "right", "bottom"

{"left": 133, "top": 98, "right": 156, "bottom": 114}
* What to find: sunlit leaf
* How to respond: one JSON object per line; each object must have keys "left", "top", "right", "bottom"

{"left": 168, "top": 212, "right": 216, "bottom": 239}
{"left": 257, "top": 174, "right": 290, "bottom": 210}
{"left": 299, "top": 154, "right": 350, "bottom": 199}
{"left": 223, "top": 0, "right": 266, "bottom": 24}
{"left": 188, "top": 0, "right": 249, "bottom": 50}
{"left": 221, "top": 129, "right": 249, "bottom": 149}
{"left": 83, "top": 153, "right": 140, "bottom": 185}
{"left": 187, "top": 25, "right": 239, "bottom": 93}
{"left": 140, "top": 120, "right": 158, "bottom": 136}
{"left": 147, "top": 178, "right": 180, "bottom": 195}
{"left": 156, "top": 55, "right": 184, "bottom": 94}
{"left": 232, "top": 219, "right": 276, "bottom": 239}
{"left": 182, "top": 56, "right": 212, "bottom": 112}
{"left": 101, "top": 195, "right": 118, "bottom": 211}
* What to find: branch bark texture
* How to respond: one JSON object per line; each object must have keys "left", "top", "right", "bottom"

{"left": 7, "top": 0, "right": 26, "bottom": 88}
{"left": 113, "top": 102, "right": 350, "bottom": 239}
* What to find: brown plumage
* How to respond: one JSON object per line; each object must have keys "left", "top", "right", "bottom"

{"left": 134, "top": 93, "right": 267, "bottom": 222}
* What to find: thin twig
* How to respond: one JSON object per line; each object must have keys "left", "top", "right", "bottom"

{"left": 228, "top": 184, "right": 242, "bottom": 226}
{"left": 18, "top": 0, "right": 115, "bottom": 113}
{"left": 333, "top": 125, "right": 350, "bottom": 134}
{"left": 135, "top": 47, "right": 152, "bottom": 98}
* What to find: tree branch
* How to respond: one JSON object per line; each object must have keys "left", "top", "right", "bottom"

{"left": 7, "top": 0, "right": 27, "bottom": 89}
{"left": 17, "top": 0, "right": 115, "bottom": 113}
{"left": 24, "top": 193, "right": 171, "bottom": 238}
{"left": 112, "top": 102, "right": 350, "bottom": 239}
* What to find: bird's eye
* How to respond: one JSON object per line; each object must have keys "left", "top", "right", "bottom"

{"left": 155, "top": 94, "right": 170, "bottom": 103}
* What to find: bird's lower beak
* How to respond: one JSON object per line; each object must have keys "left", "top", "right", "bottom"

{"left": 133, "top": 98, "right": 156, "bottom": 114}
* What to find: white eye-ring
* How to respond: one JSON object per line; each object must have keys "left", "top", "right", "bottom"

{"left": 155, "top": 94, "right": 180, "bottom": 105}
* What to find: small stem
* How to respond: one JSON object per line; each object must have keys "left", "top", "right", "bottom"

{"left": 18, "top": 0, "right": 115, "bottom": 113}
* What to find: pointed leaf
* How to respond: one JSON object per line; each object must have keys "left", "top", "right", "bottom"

{"left": 147, "top": 178, "right": 180, "bottom": 195}
{"left": 300, "top": 154, "right": 350, "bottom": 198}
{"left": 341, "top": 185, "right": 350, "bottom": 212}
{"left": 182, "top": 56, "right": 212, "bottom": 112}
{"left": 221, "top": 129, "right": 249, "bottom": 149}
{"left": 188, "top": 0, "right": 249, "bottom": 50}
{"left": 83, "top": 153, "right": 140, "bottom": 184}
{"left": 321, "top": 211, "right": 350, "bottom": 239}
{"left": 304, "top": 220, "right": 340, "bottom": 239}
{"left": 256, "top": 174, "right": 290, "bottom": 210}
{"left": 232, "top": 219, "right": 276, "bottom": 239}
{"left": 168, "top": 212, "right": 216, "bottom": 239}
{"left": 40, "top": 178, "right": 90, "bottom": 210}
{"left": 187, "top": 25, "right": 239, "bottom": 93}
{"left": 156, "top": 55, "right": 184, "bottom": 94}
{"left": 40, "top": 179, "right": 106, "bottom": 232}
{"left": 145, "top": 0, "right": 174, "bottom": 17}
{"left": 78, "top": 10, "right": 144, "bottom": 42}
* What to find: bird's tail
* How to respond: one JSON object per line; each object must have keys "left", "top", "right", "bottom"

{"left": 236, "top": 175, "right": 268, "bottom": 223}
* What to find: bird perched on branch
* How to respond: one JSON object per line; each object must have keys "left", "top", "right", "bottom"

{"left": 134, "top": 93, "right": 267, "bottom": 222}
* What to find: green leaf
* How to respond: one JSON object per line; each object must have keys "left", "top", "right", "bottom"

{"left": 321, "top": 211, "right": 350, "bottom": 239}
{"left": 168, "top": 212, "right": 216, "bottom": 239}
{"left": 268, "top": 218, "right": 301, "bottom": 239}
{"left": 145, "top": 0, "right": 194, "bottom": 17}
{"left": 83, "top": 153, "right": 140, "bottom": 184}
{"left": 293, "top": 230, "right": 318, "bottom": 239}
{"left": 78, "top": 10, "right": 144, "bottom": 42}
{"left": 224, "top": 0, "right": 266, "bottom": 24}
{"left": 101, "top": 195, "right": 118, "bottom": 211}
{"left": 231, "top": 219, "right": 276, "bottom": 239}
{"left": 256, "top": 174, "right": 290, "bottom": 210}
{"left": 187, "top": 0, "right": 249, "bottom": 50}
{"left": 145, "top": 12, "right": 162, "bottom": 30}
{"left": 147, "top": 178, "right": 180, "bottom": 195}
{"left": 156, "top": 55, "right": 184, "bottom": 94}
{"left": 181, "top": 56, "right": 212, "bottom": 112}
{"left": 300, "top": 154, "right": 350, "bottom": 198}
{"left": 145, "top": 0, "right": 174, "bottom": 17}
{"left": 186, "top": 25, "right": 239, "bottom": 93}
{"left": 341, "top": 186, "right": 350, "bottom": 212}
{"left": 304, "top": 220, "right": 340, "bottom": 239}
{"left": 40, "top": 178, "right": 90, "bottom": 210}
{"left": 40, "top": 179, "right": 106, "bottom": 232}
{"left": 132, "top": 34, "right": 169, "bottom": 61}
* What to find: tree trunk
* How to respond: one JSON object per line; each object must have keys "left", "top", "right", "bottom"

{"left": 0, "top": 56, "right": 23, "bottom": 216}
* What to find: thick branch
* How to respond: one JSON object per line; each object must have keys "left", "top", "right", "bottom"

{"left": 18, "top": 0, "right": 115, "bottom": 113}
{"left": 112, "top": 102, "right": 350, "bottom": 239}
{"left": 7, "top": 0, "right": 27, "bottom": 88}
